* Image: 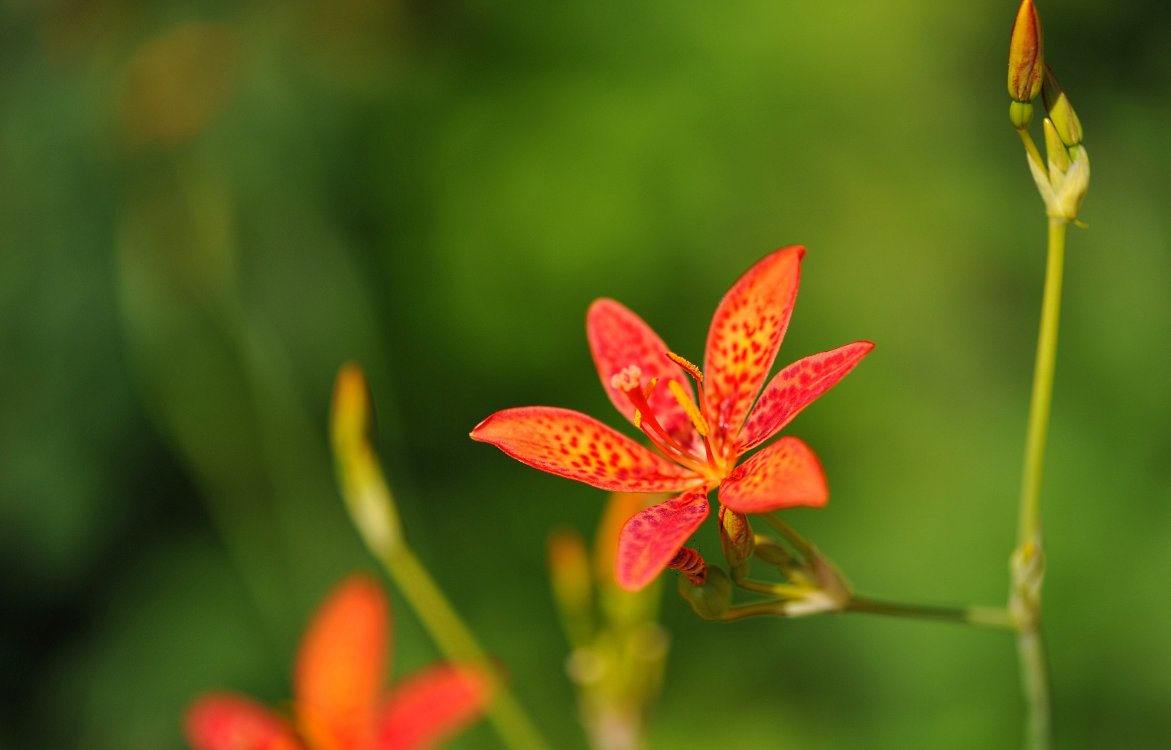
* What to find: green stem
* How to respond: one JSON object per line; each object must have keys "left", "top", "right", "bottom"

{"left": 332, "top": 365, "right": 550, "bottom": 750}
{"left": 733, "top": 577, "right": 810, "bottom": 599}
{"left": 378, "top": 546, "right": 551, "bottom": 750}
{"left": 1017, "top": 128, "right": 1047, "bottom": 178}
{"left": 719, "top": 595, "right": 1014, "bottom": 628}
{"left": 846, "top": 596, "right": 1015, "bottom": 630}
{"left": 720, "top": 601, "right": 789, "bottom": 620}
{"left": 1011, "top": 216, "right": 1067, "bottom": 750}
{"left": 760, "top": 513, "right": 817, "bottom": 558}
{"left": 1017, "top": 622, "right": 1052, "bottom": 750}
{"left": 1017, "top": 219, "right": 1065, "bottom": 549}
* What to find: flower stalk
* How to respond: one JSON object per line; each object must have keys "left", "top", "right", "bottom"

{"left": 1007, "top": 216, "right": 1067, "bottom": 750}
{"left": 1005, "top": 0, "right": 1088, "bottom": 744}
{"left": 331, "top": 363, "right": 550, "bottom": 750}
{"left": 713, "top": 512, "right": 1015, "bottom": 629}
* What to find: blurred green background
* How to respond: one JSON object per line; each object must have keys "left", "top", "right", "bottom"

{"left": 2, "top": 0, "right": 1169, "bottom": 747}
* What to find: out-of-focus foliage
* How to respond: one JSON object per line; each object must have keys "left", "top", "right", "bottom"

{"left": 2, "top": 0, "right": 1169, "bottom": 748}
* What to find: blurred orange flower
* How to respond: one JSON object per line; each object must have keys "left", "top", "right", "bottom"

{"left": 186, "top": 575, "right": 490, "bottom": 750}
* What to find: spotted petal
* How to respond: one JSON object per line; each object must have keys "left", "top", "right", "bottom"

{"left": 616, "top": 490, "right": 710, "bottom": 591}
{"left": 377, "top": 665, "right": 491, "bottom": 750}
{"left": 185, "top": 693, "right": 300, "bottom": 750}
{"left": 703, "top": 247, "right": 803, "bottom": 445}
{"left": 471, "top": 407, "right": 700, "bottom": 492}
{"left": 587, "top": 298, "right": 699, "bottom": 447}
{"left": 736, "top": 341, "right": 874, "bottom": 453}
{"left": 718, "top": 436, "right": 827, "bottom": 513}
{"left": 295, "top": 575, "right": 388, "bottom": 750}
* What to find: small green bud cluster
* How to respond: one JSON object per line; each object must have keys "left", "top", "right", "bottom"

{"left": 1007, "top": 0, "right": 1089, "bottom": 222}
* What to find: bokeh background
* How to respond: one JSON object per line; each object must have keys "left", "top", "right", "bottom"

{"left": 3, "top": 0, "right": 1170, "bottom": 747}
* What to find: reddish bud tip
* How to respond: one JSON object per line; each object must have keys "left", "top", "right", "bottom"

{"left": 1008, "top": 0, "right": 1044, "bottom": 103}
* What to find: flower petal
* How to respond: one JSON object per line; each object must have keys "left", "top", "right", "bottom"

{"left": 377, "top": 665, "right": 491, "bottom": 750}
{"left": 718, "top": 436, "right": 827, "bottom": 513}
{"left": 294, "top": 575, "right": 388, "bottom": 750}
{"left": 736, "top": 341, "right": 874, "bottom": 453}
{"left": 471, "top": 407, "right": 700, "bottom": 492}
{"left": 703, "top": 246, "right": 803, "bottom": 445}
{"left": 616, "top": 490, "right": 710, "bottom": 591}
{"left": 587, "top": 298, "right": 699, "bottom": 447}
{"left": 185, "top": 693, "right": 300, "bottom": 750}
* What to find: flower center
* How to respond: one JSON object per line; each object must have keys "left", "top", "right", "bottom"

{"left": 609, "top": 353, "right": 729, "bottom": 483}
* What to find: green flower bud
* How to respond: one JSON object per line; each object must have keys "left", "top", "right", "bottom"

{"left": 1009, "top": 100, "right": 1035, "bottom": 130}
{"left": 678, "top": 566, "right": 731, "bottom": 620}
{"left": 1008, "top": 0, "right": 1044, "bottom": 104}
{"left": 718, "top": 506, "right": 754, "bottom": 578}
{"left": 1041, "top": 67, "right": 1083, "bottom": 147}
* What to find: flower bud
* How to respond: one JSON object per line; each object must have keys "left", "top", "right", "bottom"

{"left": 677, "top": 566, "right": 731, "bottom": 620}
{"left": 1055, "top": 143, "right": 1090, "bottom": 222}
{"left": 548, "top": 528, "right": 595, "bottom": 648}
{"left": 718, "top": 506, "right": 754, "bottom": 577}
{"left": 1041, "top": 67, "right": 1083, "bottom": 147}
{"left": 331, "top": 363, "right": 404, "bottom": 558}
{"left": 1007, "top": 0, "right": 1044, "bottom": 104}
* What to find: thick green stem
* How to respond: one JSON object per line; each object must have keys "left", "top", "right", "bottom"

{"left": 1017, "top": 622, "right": 1052, "bottom": 750}
{"left": 1010, "top": 217, "right": 1066, "bottom": 750}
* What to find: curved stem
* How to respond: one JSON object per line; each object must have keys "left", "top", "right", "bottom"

{"left": 760, "top": 513, "right": 817, "bottom": 558}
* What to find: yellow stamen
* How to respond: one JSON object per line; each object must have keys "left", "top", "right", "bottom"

{"left": 667, "top": 351, "right": 703, "bottom": 383}
{"left": 668, "top": 379, "right": 709, "bottom": 437}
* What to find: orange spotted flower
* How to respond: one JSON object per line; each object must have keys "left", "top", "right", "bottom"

{"left": 472, "top": 247, "right": 872, "bottom": 591}
{"left": 185, "top": 575, "right": 490, "bottom": 750}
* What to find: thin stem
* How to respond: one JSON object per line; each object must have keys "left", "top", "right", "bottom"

{"left": 379, "top": 546, "right": 551, "bottom": 750}
{"left": 846, "top": 596, "right": 1015, "bottom": 630}
{"left": 1017, "top": 128, "right": 1047, "bottom": 178}
{"left": 720, "top": 601, "right": 789, "bottom": 621}
{"left": 733, "top": 577, "right": 810, "bottom": 599}
{"left": 1017, "top": 218, "right": 1066, "bottom": 548}
{"left": 1010, "top": 216, "right": 1067, "bottom": 750}
{"left": 760, "top": 514, "right": 817, "bottom": 558}
{"left": 331, "top": 366, "right": 550, "bottom": 750}
{"left": 719, "top": 595, "right": 1015, "bottom": 628}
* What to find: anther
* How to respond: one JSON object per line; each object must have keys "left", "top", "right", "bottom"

{"left": 667, "top": 351, "right": 703, "bottom": 383}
